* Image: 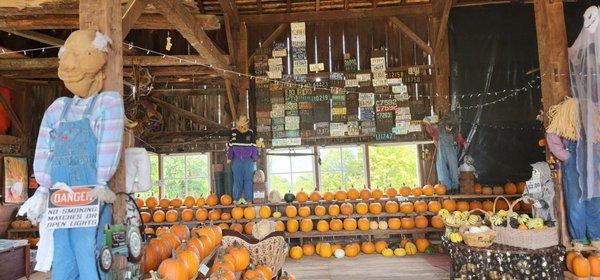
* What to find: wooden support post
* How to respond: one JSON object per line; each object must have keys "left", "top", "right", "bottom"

{"left": 225, "top": 79, "right": 238, "bottom": 121}
{"left": 533, "top": 0, "right": 571, "bottom": 247}
{"left": 237, "top": 22, "right": 249, "bottom": 117}
{"left": 430, "top": 13, "right": 451, "bottom": 115}
{"left": 364, "top": 143, "right": 371, "bottom": 187}
{"left": 389, "top": 17, "right": 433, "bottom": 55}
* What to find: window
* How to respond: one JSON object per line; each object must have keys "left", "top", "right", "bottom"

{"left": 267, "top": 148, "right": 315, "bottom": 195}
{"left": 162, "top": 154, "right": 210, "bottom": 198}
{"left": 319, "top": 146, "right": 365, "bottom": 191}
{"left": 369, "top": 144, "right": 419, "bottom": 187}
{"left": 138, "top": 153, "right": 160, "bottom": 198}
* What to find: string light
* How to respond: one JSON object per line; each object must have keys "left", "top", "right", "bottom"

{"left": 0, "top": 46, "right": 60, "bottom": 55}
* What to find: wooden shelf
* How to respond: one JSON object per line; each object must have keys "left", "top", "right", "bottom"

{"left": 284, "top": 227, "right": 443, "bottom": 238}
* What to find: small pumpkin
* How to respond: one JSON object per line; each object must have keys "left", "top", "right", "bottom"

{"left": 323, "top": 191, "right": 335, "bottom": 201}
{"left": 310, "top": 190, "right": 322, "bottom": 202}
{"left": 153, "top": 210, "right": 166, "bottom": 223}
{"left": 414, "top": 200, "right": 427, "bottom": 214}
{"left": 335, "top": 189, "right": 348, "bottom": 201}
{"left": 369, "top": 202, "right": 382, "bottom": 214}
{"left": 345, "top": 243, "right": 360, "bottom": 257}
{"left": 157, "top": 258, "right": 187, "bottom": 280}
{"left": 243, "top": 207, "right": 256, "bottom": 220}
{"left": 384, "top": 201, "right": 399, "bottom": 213}
{"left": 372, "top": 188, "right": 384, "bottom": 199}
{"left": 361, "top": 242, "right": 376, "bottom": 254}
{"left": 315, "top": 205, "right": 326, "bottom": 216}
{"left": 302, "top": 243, "right": 315, "bottom": 256}
{"left": 343, "top": 218, "right": 357, "bottom": 231}
{"left": 573, "top": 254, "right": 591, "bottom": 277}
{"left": 286, "top": 219, "right": 299, "bottom": 233}
{"left": 145, "top": 196, "right": 159, "bottom": 209}
{"left": 330, "top": 219, "right": 343, "bottom": 231}
{"left": 357, "top": 218, "right": 370, "bottom": 231}
{"left": 317, "top": 220, "right": 330, "bottom": 232}
{"left": 318, "top": 243, "right": 333, "bottom": 258}
{"left": 258, "top": 205, "right": 271, "bottom": 219}
{"left": 300, "top": 218, "right": 313, "bottom": 232}
{"left": 434, "top": 184, "right": 446, "bottom": 195}
{"left": 386, "top": 187, "right": 398, "bottom": 198}
{"left": 347, "top": 187, "right": 360, "bottom": 200}
{"left": 442, "top": 199, "right": 457, "bottom": 211}
{"left": 289, "top": 246, "right": 303, "bottom": 260}
{"left": 428, "top": 201, "right": 442, "bottom": 213}
{"left": 360, "top": 188, "right": 372, "bottom": 200}
{"left": 195, "top": 196, "right": 206, "bottom": 207}
{"left": 206, "top": 193, "right": 218, "bottom": 206}
{"left": 482, "top": 186, "right": 493, "bottom": 195}
{"left": 295, "top": 189, "right": 309, "bottom": 203}
{"left": 588, "top": 253, "right": 600, "bottom": 276}
{"left": 183, "top": 196, "right": 195, "bottom": 208}
{"left": 328, "top": 204, "right": 340, "bottom": 216}
{"left": 356, "top": 202, "right": 369, "bottom": 215}
{"left": 422, "top": 185, "right": 435, "bottom": 196}
{"left": 493, "top": 186, "right": 505, "bottom": 195}
{"left": 298, "top": 206, "right": 311, "bottom": 218}
{"left": 227, "top": 241, "right": 250, "bottom": 271}
{"left": 401, "top": 217, "right": 415, "bottom": 229}
{"left": 411, "top": 187, "right": 423, "bottom": 196}
{"left": 334, "top": 248, "right": 346, "bottom": 258}
{"left": 374, "top": 240, "right": 388, "bottom": 253}
{"left": 388, "top": 218, "right": 401, "bottom": 230}
{"left": 400, "top": 202, "right": 414, "bottom": 214}
{"left": 414, "top": 215, "right": 429, "bottom": 228}
{"left": 504, "top": 182, "right": 517, "bottom": 195}
{"left": 340, "top": 203, "right": 354, "bottom": 216}
{"left": 285, "top": 205, "right": 298, "bottom": 218}
{"left": 415, "top": 238, "right": 430, "bottom": 252}
{"left": 181, "top": 209, "right": 194, "bottom": 222}
{"left": 378, "top": 220, "right": 388, "bottom": 230}
{"left": 159, "top": 198, "right": 171, "bottom": 208}
{"left": 176, "top": 249, "right": 200, "bottom": 279}
{"left": 399, "top": 185, "right": 411, "bottom": 197}
{"left": 283, "top": 191, "right": 295, "bottom": 203}
{"left": 209, "top": 268, "right": 236, "bottom": 280}
{"left": 456, "top": 201, "right": 469, "bottom": 212}
{"left": 369, "top": 220, "right": 379, "bottom": 230}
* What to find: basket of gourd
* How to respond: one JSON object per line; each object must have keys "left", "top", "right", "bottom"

{"left": 438, "top": 208, "right": 486, "bottom": 242}
{"left": 457, "top": 209, "right": 496, "bottom": 248}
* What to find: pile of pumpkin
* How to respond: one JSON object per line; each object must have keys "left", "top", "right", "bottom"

{"left": 288, "top": 238, "right": 432, "bottom": 260}
{"left": 283, "top": 184, "right": 448, "bottom": 203}
{"left": 566, "top": 251, "right": 600, "bottom": 278}
{"left": 208, "top": 242, "right": 274, "bottom": 280}
{"left": 137, "top": 193, "right": 233, "bottom": 210}
{"left": 473, "top": 182, "right": 525, "bottom": 196}
{"left": 10, "top": 219, "right": 33, "bottom": 229}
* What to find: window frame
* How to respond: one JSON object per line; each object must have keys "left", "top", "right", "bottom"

{"left": 159, "top": 152, "right": 212, "bottom": 197}
{"left": 266, "top": 146, "right": 317, "bottom": 193}
{"left": 317, "top": 144, "right": 367, "bottom": 190}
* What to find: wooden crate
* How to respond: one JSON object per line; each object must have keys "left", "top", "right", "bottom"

{"left": 0, "top": 242, "right": 30, "bottom": 280}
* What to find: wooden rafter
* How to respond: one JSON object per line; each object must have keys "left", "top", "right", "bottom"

{"left": 220, "top": 0, "right": 241, "bottom": 64}
{"left": 248, "top": 24, "right": 288, "bottom": 65}
{"left": 389, "top": 17, "right": 432, "bottom": 55}
{"left": 122, "top": 0, "right": 148, "bottom": 39}
{"left": 2, "top": 30, "right": 64, "bottom": 46}
{"left": 150, "top": 88, "right": 225, "bottom": 96}
{"left": 434, "top": 0, "right": 453, "bottom": 53}
{"left": 224, "top": 78, "right": 237, "bottom": 120}
{"left": 0, "top": 55, "right": 214, "bottom": 70}
{"left": 149, "top": 96, "right": 225, "bottom": 128}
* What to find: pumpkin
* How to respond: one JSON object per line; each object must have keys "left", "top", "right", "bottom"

{"left": 310, "top": 190, "right": 322, "bottom": 202}
{"left": 302, "top": 244, "right": 315, "bottom": 256}
{"left": 144, "top": 227, "right": 155, "bottom": 235}
{"left": 369, "top": 202, "right": 382, "bottom": 214}
{"left": 399, "top": 186, "right": 412, "bottom": 197}
{"left": 495, "top": 199, "right": 509, "bottom": 211}
{"left": 285, "top": 205, "right": 298, "bottom": 218}
{"left": 181, "top": 209, "right": 194, "bottom": 222}
{"left": 171, "top": 224, "right": 190, "bottom": 241}
{"left": 317, "top": 220, "right": 330, "bottom": 232}
{"left": 412, "top": 187, "right": 423, "bottom": 196}
{"left": 330, "top": 219, "right": 343, "bottom": 231}
{"left": 386, "top": 187, "right": 398, "bottom": 198}
{"left": 142, "top": 244, "right": 161, "bottom": 273}
{"left": 286, "top": 219, "right": 299, "bottom": 233}
{"left": 141, "top": 212, "right": 152, "bottom": 223}
{"left": 170, "top": 198, "right": 183, "bottom": 208}
{"left": 573, "top": 254, "right": 591, "bottom": 277}
{"left": 394, "top": 248, "right": 407, "bottom": 257}
{"left": 281, "top": 271, "right": 296, "bottom": 280}
{"left": 243, "top": 207, "right": 256, "bottom": 220}
{"left": 414, "top": 200, "right": 427, "bottom": 214}
{"left": 401, "top": 217, "right": 415, "bottom": 229}
{"left": 195, "top": 196, "right": 206, "bottom": 207}
{"left": 211, "top": 252, "right": 235, "bottom": 273}
{"left": 385, "top": 201, "right": 399, "bottom": 213}
{"left": 300, "top": 218, "right": 313, "bottom": 232}
{"left": 334, "top": 249, "right": 345, "bottom": 259}
{"left": 434, "top": 184, "right": 446, "bottom": 195}
{"left": 275, "top": 220, "right": 285, "bottom": 231}
{"left": 228, "top": 242, "right": 250, "bottom": 271}
{"left": 474, "top": 183, "right": 483, "bottom": 194}
{"left": 422, "top": 185, "right": 435, "bottom": 196}
{"left": 220, "top": 194, "right": 233, "bottom": 206}
{"left": 415, "top": 238, "right": 430, "bottom": 252}
{"left": 400, "top": 202, "right": 414, "bottom": 214}
{"left": 323, "top": 191, "right": 335, "bottom": 201}
{"left": 415, "top": 215, "right": 428, "bottom": 228}
{"left": 188, "top": 237, "right": 206, "bottom": 259}
{"left": 208, "top": 209, "right": 221, "bottom": 221}
{"left": 370, "top": 221, "right": 379, "bottom": 230}
{"left": 361, "top": 242, "right": 376, "bottom": 254}
{"left": 195, "top": 208, "right": 208, "bottom": 221}
{"left": 146, "top": 196, "right": 159, "bottom": 209}
{"left": 153, "top": 210, "right": 166, "bottom": 223}
{"left": 315, "top": 205, "right": 326, "bottom": 216}
{"left": 328, "top": 204, "right": 340, "bottom": 216}
{"left": 360, "top": 188, "right": 372, "bottom": 200}
{"left": 442, "top": 199, "right": 457, "bottom": 211}
{"left": 347, "top": 187, "right": 360, "bottom": 200}
{"left": 404, "top": 242, "right": 417, "bottom": 255}
{"left": 343, "top": 218, "right": 357, "bottom": 231}
{"left": 284, "top": 191, "right": 296, "bottom": 203}
{"left": 482, "top": 200, "right": 494, "bottom": 212}
{"left": 493, "top": 186, "right": 505, "bottom": 195}
{"left": 159, "top": 198, "right": 171, "bottom": 208}
{"left": 244, "top": 222, "right": 254, "bottom": 235}
{"left": 258, "top": 205, "right": 271, "bottom": 219}
{"left": 456, "top": 201, "right": 469, "bottom": 212}
{"left": 206, "top": 193, "right": 218, "bottom": 206}
{"left": 374, "top": 240, "right": 388, "bottom": 253}
{"left": 388, "top": 218, "right": 401, "bottom": 230}
{"left": 155, "top": 226, "right": 170, "bottom": 235}
{"left": 149, "top": 238, "right": 171, "bottom": 260}
{"left": 345, "top": 243, "right": 360, "bottom": 257}
{"left": 372, "top": 188, "right": 384, "bottom": 199}
{"left": 230, "top": 223, "right": 243, "bottom": 233}
{"left": 588, "top": 253, "right": 600, "bottom": 276}
{"left": 340, "top": 203, "right": 354, "bottom": 216}
{"left": 516, "top": 182, "right": 526, "bottom": 194}
{"left": 183, "top": 196, "right": 195, "bottom": 208}
{"left": 482, "top": 186, "right": 493, "bottom": 195}
{"left": 176, "top": 249, "right": 200, "bottom": 279}
{"left": 296, "top": 189, "right": 309, "bottom": 203}
{"left": 567, "top": 251, "right": 580, "bottom": 272}
{"left": 194, "top": 227, "right": 216, "bottom": 247}
{"left": 431, "top": 216, "right": 444, "bottom": 229}
{"left": 358, "top": 218, "right": 370, "bottom": 231}
{"left": 256, "top": 265, "right": 273, "bottom": 280}
{"left": 428, "top": 201, "right": 442, "bottom": 213}
{"left": 220, "top": 212, "right": 231, "bottom": 220}
{"left": 469, "top": 201, "right": 483, "bottom": 211}
{"left": 504, "top": 183, "right": 517, "bottom": 195}
{"left": 135, "top": 197, "right": 144, "bottom": 209}
{"left": 356, "top": 202, "right": 369, "bottom": 215}
{"left": 210, "top": 268, "right": 236, "bottom": 280}
{"left": 157, "top": 258, "right": 187, "bottom": 280}
{"left": 378, "top": 220, "right": 388, "bottom": 230}
{"left": 318, "top": 243, "right": 333, "bottom": 258}
{"left": 160, "top": 232, "right": 182, "bottom": 250}
{"left": 298, "top": 206, "right": 311, "bottom": 217}
{"left": 335, "top": 189, "right": 348, "bottom": 201}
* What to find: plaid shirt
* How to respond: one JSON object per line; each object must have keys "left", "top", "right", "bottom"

{"left": 33, "top": 91, "right": 124, "bottom": 188}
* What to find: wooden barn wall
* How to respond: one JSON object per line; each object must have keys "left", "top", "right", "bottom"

{"left": 157, "top": 94, "right": 224, "bottom": 133}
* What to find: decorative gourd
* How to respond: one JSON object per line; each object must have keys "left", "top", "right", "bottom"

{"left": 369, "top": 202, "right": 382, "bottom": 214}
{"left": 372, "top": 188, "right": 384, "bottom": 199}
{"left": 330, "top": 219, "right": 343, "bottom": 231}
{"left": 296, "top": 189, "right": 309, "bottom": 203}
{"left": 404, "top": 242, "right": 417, "bottom": 255}
{"left": 361, "top": 242, "right": 376, "bottom": 254}
{"left": 374, "top": 240, "right": 388, "bottom": 253}
{"left": 227, "top": 242, "right": 250, "bottom": 271}
{"left": 206, "top": 193, "right": 218, "bottom": 206}
{"left": 153, "top": 210, "right": 166, "bottom": 222}
{"left": 400, "top": 202, "right": 414, "bottom": 214}
{"left": 289, "top": 246, "right": 303, "bottom": 260}
{"left": 300, "top": 218, "right": 313, "bottom": 232}
{"left": 159, "top": 198, "right": 171, "bottom": 208}
{"left": 334, "top": 249, "right": 345, "bottom": 258}
{"left": 356, "top": 202, "right": 369, "bottom": 215}
{"left": 357, "top": 218, "right": 370, "bottom": 231}
{"left": 243, "top": 207, "right": 256, "bottom": 220}
{"left": 381, "top": 248, "right": 394, "bottom": 257}
{"left": 386, "top": 187, "right": 398, "bottom": 198}
{"left": 323, "top": 191, "right": 335, "bottom": 201}
{"left": 146, "top": 197, "right": 158, "bottom": 209}
{"left": 414, "top": 200, "right": 427, "bottom": 214}
{"left": 286, "top": 219, "right": 299, "bottom": 233}
{"left": 415, "top": 238, "right": 430, "bottom": 252}
{"left": 343, "top": 218, "right": 357, "bottom": 231}
{"left": 399, "top": 185, "right": 411, "bottom": 197}
{"left": 209, "top": 268, "right": 236, "bottom": 280}
{"left": 340, "top": 203, "right": 354, "bottom": 216}
{"left": 302, "top": 244, "right": 315, "bottom": 256}
{"left": 385, "top": 201, "right": 399, "bottom": 213}
{"left": 298, "top": 206, "right": 311, "bottom": 218}
{"left": 378, "top": 220, "right": 388, "bottom": 230}
{"left": 310, "top": 190, "right": 322, "bottom": 202}
{"left": 428, "top": 201, "right": 442, "bottom": 213}
{"left": 284, "top": 191, "right": 296, "bottom": 203}
{"left": 573, "top": 255, "right": 591, "bottom": 277}
{"left": 347, "top": 187, "right": 360, "bottom": 200}
{"left": 157, "top": 258, "right": 187, "bottom": 280}
{"left": 449, "top": 232, "right": 463, "bottom": 243}
{"left": 481, "top": 187, "right": 493, "bottom": 195}
{"left": 242, "top": 267, "right": 265, "bottom": 280}
{"left": 259, "top": 205, "right": 271, "bottom": 219}
{"left": 422, "top": 185, "right": 435, "bottom": 196}
{"left": 285, "top": 205, "right": 298, "bottom": 218}
{"left": 272, "top": 211, "right": 282, "bottom": 219}
{"left": 315, "top": 205, "right": 326, "bottom": 216}
{"left": 369, "top": 221, "right": 379, "bottom": 230}
{"left": 328, "top": 204, "right": 340, "bottom": 216}
{"left": 394, "top": 248, "right": 407, "bottom": 256}
{"left": 388, "top": 218, "right": 401, "bottom": 230}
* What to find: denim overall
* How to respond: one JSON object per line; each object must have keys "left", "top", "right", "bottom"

{"left": 232, "top": 158, "right": 255, "bottom": 201}
{"left": 50, "top": 95, "right": 112, "bottom": 280}
{"left": 563, "top": 140, "right": 600, "bottom": 244}
{"left": 436, "top": 127, "right": 460, "bottom": 192}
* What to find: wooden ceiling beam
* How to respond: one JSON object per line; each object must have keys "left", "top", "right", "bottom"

{"left": 248, "top": 23, "right": 288, "bottom": 65}
{"left": 122, "top": 0, "right": 149, "bottom": 39}
{"left": 0, "top": 14, "right": 220, "bottom": 30}
{"left": 150, "top": 88, "right": 226, "bottom": 96}
{"left": 389, "top": 17, "right": 432, "bottom": 55}
{"left": 1, "top": 30, "right": 64, "bottom": 46}
{"left": 0, "top": 65, "right": 218, "bottom": 79}
{"left": 241, "top": 4, "right": 432, "bottom": 23}
{"left": 0, "top": 55, "right": 213, "bottom": 70}
{"left": 149, "top": 96, "right": 226, "bottom": 128}
{"left": 434, "top": 0, "right": 453, "bottom": 53}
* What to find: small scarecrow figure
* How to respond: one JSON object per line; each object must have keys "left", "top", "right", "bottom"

{"left": 227, "top": 116, "right": 259, "bottom": 202}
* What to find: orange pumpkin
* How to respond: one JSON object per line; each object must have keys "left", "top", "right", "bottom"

{"left": 243, "top": 207, "right": 256, "bottom": 220}
{"left": 300, "top": 219, "right": 313, "bottom": 232}
{"left": 302, "top": 244, "right": 315, "bottom": 256}
{"left": 401, "top": 217, "right": 415, "bottom": 229}
{"left": 385, "top": 187, "right": 398, "bottom": 198}
{"left": 329, "top": 219, "right": 343, "bottom": 231}
{"left": 243, "top": 268, "right": 265, "bottom": 280}
{"left": 474, "top": 183, "right": 483, "bottom": 194}
{"left": 442, "top": 199, "right": 457, "bottom": 211}
{"left": 367, "top": 202, "right": 381, "bottom": 214}
{"left": 385, "top": 201, "right": 399, "bottom": 213}
{"left": 356, "top": 202, "right": 369, "bottom": 215}
{"left": 159, "top": 198, "right": 171, "bottom": 208}
{"left": 182, "top": 209, "right": 194, "bottom": 222}
{"left": 315, "top": 205, "right": 326, "bottom": 216}
{"left": 482, "top": 200, "right": 494, "bottom": 212}
{"left": 195, "top": 208, "right": 208, "bottom": 221}
{"left": 256, "top": 265, "right": 273, "bottom": 280}
{"left": 372, "top": 188, "right": 384, "bottom": 199}
{"left": 146, "top": 196, "right": 158, "bottom": 209}
{"left": 469, "top": 201, "right": 483, "bottom": 211}
{"left": 399, "top": 186, "right": 412, "bottom": 197}
{"left": 516, "top": 182, "right": 526, "bottom": 194}
{"left": 347, "top": 187, "right": 360, "bottom": 200}
{"left": 504, "top": 183, "right": 517, "bottom": 195}
{"left": 157, "top": 258, "right": 187, "bottom": 280}
{"left": 155, "top": 226, "right": 170, "bottom": 236}
{"left": 259, "top": 205, "right": 271, "bottom": 219}
{"left": 588, "top": 253, "right": 600, "bottom": 276}
{"left": 275, "top": 220, "right": 285, "bottom": 231}
{"left": 414, "top": 200, "right": 427, "bottom": 214}
{"left": 231, "top": 206, "right": 244, "bottom": 221}
{"left": 210, "top": 268, "right": 236, "bottom": 280}
{"left": 170, "top": 198, "right": 183, "bottom": 208}
{"left": 194, "top": 227, "right": 216, "bottom": 247}
{"left": 358, "top": 217, "right": 370, "bottom": 231}
{"left": 317, "top": 220, "right": 330, "bottom": 232}
{"left": 298, "top": 206, "right": 311, "bottom": 218}
{"left": 142, "top": 244, "right": 161, "bottom": 273}
{"left": 286, "top": 219, "right": 299, "bottom": 233}
{"left": 176, "top": 249, "right": 200, "bottom": 279}
{"left": 343, "top": 218, "right": 357, "bottom": 231}
{"left": 318, "top": 242, "right": 333, "bottom": 258}
{"left": 388, "top": 218, "right": 401, "bottom": 230}
{"left": 340, "top": 203, "right": 354, "bottom": 216}
{"left": 400, "top": 202, "right": 414, "bottom": 214}
{"left": 482, "top": 187, "right": 493, "bottom": 195}
{"left": 431, "top": 216, "right": 444, "bottom": 229}
{"left": 422, "top": 185, "right": 435, "bottom": 196}
{"left": 210, "top": 225, "right": 223, "bottom": 246}
{"left": 345, "top": 243, "right": 360, "bottom": 257}
{"left": 135, "top": 197, "right": 144, "bottom": 209}
{"left": 492, "top": 186, "right": 505, "bottom": 195}
{"left": 328, "top": 204, "right": 340, "bottom": 216}
{"left": 310, "top": 191, "right": 322, "bottom": 202}
{"left": 244, "top": 222, "right": 254, "bottom": 235}
{"left": 361, "top": 242, "right": 376, "bottom": 254}
{"left": 170, "top": 224, "right": 190, "bottom": 241}
{"left": 195, "top": 196, "right": 206, "bottom": 207}
{"left": 323, "top": 192, "right": 335, "bottom": 201}
{"left": 230, "top": 223, "right": 243, "bottom": 233}
{"left": 149, "top": 238, "right": 172, "bottom": 260}
{"left": 218, "top": 223, "right": 229, "bottom": 230}
{"left": 573, "top": 254, "right": 591, "bottom": 277}
{"left": 434, "top": 184, "right": 447, "bottom": 195}
{"left": 415, "top": 238, "right": 430, "bottom": 252}
{"left": 141, "top": 212, "right": 152, "bottom": 223}
{"left": 211, "top": 253, "right": 235, "bottom": 274}
{"left": 220, "top": 194, "right": 233, "bottom": 206}
{"left": 456, "top": 201, "right": 469, "bottom": 212}
{"left": 428, "top": 201, "right": 442, "bottom": 213}
{"left": 374, "top": 240, "right": 388, "bottom": 253}
{"left": 415, "top": 215, "right": 429, "bottom": 228}
{"left": 208, "top": 209, "right": 221, "bottom": 221}
{"left": 160, "top": 232, "right": 182, "bottom": 251}
{"left": 285, "top": 205, "right": 298, "bottom": 218}
{"left": 166, "top": 210, "right": 179, "bottom": 222}
{"left": 183, "top": 196, "right": 195, "bottom": 208}
{"left": 567, "top": 251, "right": 580, "bottom": 272}
{"left": 495, "top": 199, "right": 509, "bottom": 211}
{"left": 360, "top": 188, "right": 372, "bottom": 200}
{"left": 411, "top": 187, "right": 423, "bottom": 196}
{"left": 206, "top": 193, "right": 218, "bottom": 206}
{"left": 188, "top": 237, "right": 206, "bottom": 259}
{"left": 289, "top": 246, "right": 303, "bottom": 260}
{"left": 296, "top": 189, "right": 309, "bottom": 203}
{"left": 228, "top": 242, "right": 251, "bottom": 271}
{"left": 335, "top": 189, "right": 348, "bottom": 201}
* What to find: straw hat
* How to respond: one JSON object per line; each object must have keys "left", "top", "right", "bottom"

{"left": 236, "top": 115, "right": 249, "bottom": 127}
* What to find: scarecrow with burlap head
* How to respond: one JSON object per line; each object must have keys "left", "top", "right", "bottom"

{"left": 227, "top": 116, "right": 259, "bottom": 202}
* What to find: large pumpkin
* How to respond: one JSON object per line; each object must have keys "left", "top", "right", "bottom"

{"left": 227, "top": 242, "right": 250, "bottom": 271}
{"left": 195, "top": 208, "right": 208, "bottom": 221}
{"left": 356, "top": 202, "right": 369, "bottom": 215}
{"left": 414, "top": 200, "right": 427, "bottom": 214}
{"left": 286, "top": 219, "right": 299, "bottom": 233}
{"left": 401, "top": 217, "right": 415, "bottom": 229}
{"left": 302, "top": 244, "right": 315, "bottom": 256}
{"left": 347, "top": 187, "right": 360, "bottom": 200}
{"left": 385, "top": 187, "right": 398, "bottom": 198}
{"left": 357, "top": 218, "right": 370, "bottom": 231}
{"left": 188, "top": 237, "right": 206, "bottom": 259}
{"left": 160, "top": 232, "right": 182, "bottom": 250}
{"left": 434, "top": 184, "right": 446, "bottom": 195}
{"left": 340, "top": 203, "right": 354, "bottom": 216}
{"left": 317, "top": 220, "right": 330, "bottom": 232}
{"left": 211, "top": 253, "right": 235, "bottom": 274}
{"left": 149, "top": 238, "right": 171, "bottom": 260}
{"left": 573, "top": 254, "right": 591, "bottom": 277}
{"left": 170, "top": 198, "right": 183, "bottom": 208}
{"left": 372, "top": 188, "right": 384, "bottom": 200}
{"left": 329, "top": 219, "right": 343, "bottom": 231}
{"left": 388, "top": 218, "right": 401, "bottom": 230}
{"left": 415, "top": 238, "right": 430, "bottom": 252}
{"left": 170, "top": 224, "right": 190, "bottom": 241}
{"left": 414, "top": 215, "right": 428, "bottom": 228}
{"left": 220, "top": 194, "right": 233, "bottom": 206}
{"left": 300, "top": 218, "right": 313, "bottom": 232}
{"left": 298, "top": 206, "right": 311, "bottom": 218}
{"left": 400, "top": 202, "right": 414, "bottom": 214}
{"left": 176, "top": 249, "right": 200, "bottom": 279}
{"left": 369, "top": 202, "right": 382, "bottom": 214}
{"left": 296, "top": 189, "right": 309, "bottom": 203}
{"left": 285, "top": 205, "right": 298, "bottom": 218}
{"left": 428, "top": 201, "right": 442, "bottom": 213}
{"left": 206, "top": 193, "right": 218, "bottom": 206}
{"left": 361, "top": 242, "right": 375, "bottom": 254}
{"left": 157, "top": 258, "right": 187, "bottom": 280}
{"left": 343, "top": 218, "right": 357, "bottom": 231}
{"left": 385, "top": 201, "right": 399, "bottom": 213}
{"left": 422, "top": 185, "right": 435, "bottom": 196}
{"left": 259, "top": 205, "right": 272, "bottom": 219}
{"left": 142, "top": 244, "right": 161, "bottom": 273}
{"left": 328, "top": 204, "right": 340, "bottom": 216}
{"left": 504, "top": 183, "right": 517, "bottom": 195}
{"left": 315, "top": 205, "right": 326, "bottom": 216}
{"left": 289, "top": 246, "right": 303, "bottom": 260}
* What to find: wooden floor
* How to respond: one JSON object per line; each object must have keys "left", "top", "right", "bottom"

{"left": 283, "top": 254, "right": 451, "bottom": 280}
{"left": 21, "top": 254, "right": 451, "bottom": 280}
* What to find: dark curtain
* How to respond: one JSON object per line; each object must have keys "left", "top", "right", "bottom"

{"left": 449, "top": 5, "right": 545, "bottom": 184}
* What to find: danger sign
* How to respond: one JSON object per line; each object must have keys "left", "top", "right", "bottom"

{"left": 46, "top": 187, "right": 100, "bottom": 229}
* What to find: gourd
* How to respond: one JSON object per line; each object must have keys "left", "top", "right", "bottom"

{"left": 334, "top": 249, "right": 345, "bottom": 258}
{"left": 378, "top": 220, "right": 388, "bottom": 230}
{"left": 259, "top": 205, "right": 271, "bottom": 219}
{"left": 171, "top": 198, "right": 183, "bottom": 208}
{"left": 272, "top": 211, "right": 282, "bottom": 219}
{"left": 449, "top": 232, "right": 463, "bottom": 243}
{"left": 227, "top": 242, "right": 250, "bottom": 271}
{"left": 284, "top": 191, "right": 295, "bottom": 203}
{"left": 573, "top": 255, "right": 591, "bottom": 277}
{"left": 394, "top": 248, "right": 406, "bottom": 256}
{"left": 369, "top": 221, "right": 379, "bottom": 230}
{"left": 157, "top": 258, "right": 187, "bottom": 280}
{"left": 295, "top": 189, "right": 309, "bottom": 203}
{"left": 381, "top": 248, "right": 394, "bottom": 257}
{"left": 526, "top": 218, "right": 544, "bottom": 229}
{"left": 404, "top": 242, "right": 417, "bottom": 255}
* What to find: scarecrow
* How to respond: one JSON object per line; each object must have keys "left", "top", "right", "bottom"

{"left": 18, "top": 30, "right": 124, "bottom": 278}
{"left": 227, "top": 116, "right": 259, "bottom": 202}
{"left": 424, "top": 112, "right": 467, "bottom": 194}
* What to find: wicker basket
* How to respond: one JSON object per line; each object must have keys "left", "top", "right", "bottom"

{"left": 492, "top": 196, "right": 559, "bottom": 250}
{"left": 459, "top": 226, "right": 496, "bottom": 248}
